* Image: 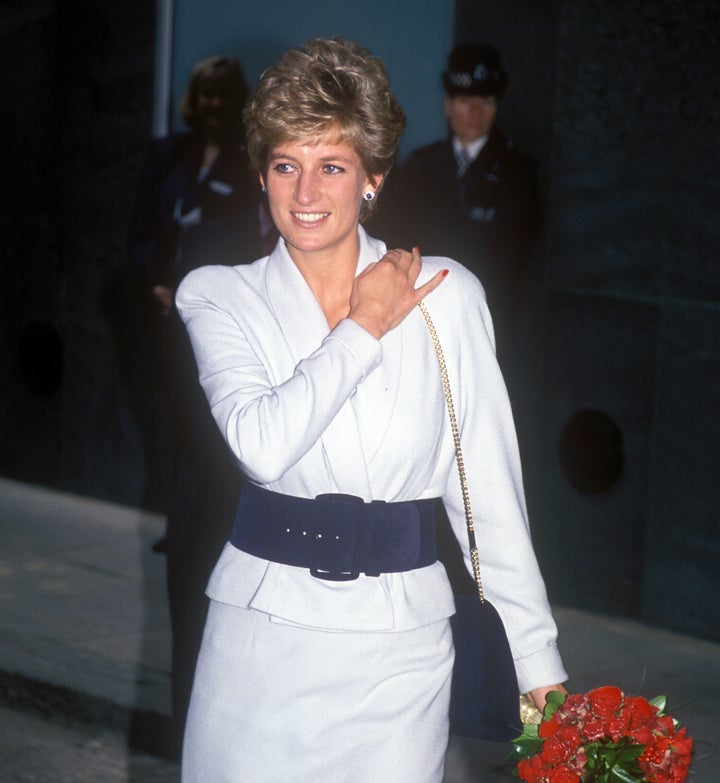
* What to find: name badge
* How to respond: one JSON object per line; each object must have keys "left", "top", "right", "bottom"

{"left": 469, "top": 206, "right": 496, "bottom": 223}
{"left": 208, "top": 180, "right": 234, "bottom": 196}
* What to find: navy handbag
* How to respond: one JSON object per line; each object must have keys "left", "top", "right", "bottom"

{"left": 435, "top": 501, "right": 521, "bottom": 741}
{"left": 449, "top": 594, "right": 521, "bottom": 740}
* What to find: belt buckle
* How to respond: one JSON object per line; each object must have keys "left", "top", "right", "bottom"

{"left": 310, "top": 494, "right": 363, "bottom": 581}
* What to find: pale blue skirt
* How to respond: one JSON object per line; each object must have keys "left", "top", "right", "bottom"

{"left": 182, "top": 600, "right": 454, "bottom": 782}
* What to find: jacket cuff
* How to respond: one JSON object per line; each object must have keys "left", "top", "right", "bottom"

{"left": 326, "top": 318, "right": 383, "bottom": 380}
{"left": 514, "top": 643, "right": 569, "bottom": 694}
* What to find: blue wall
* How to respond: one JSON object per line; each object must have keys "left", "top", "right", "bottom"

{"left": 170, "top": 0, "right": 453, "bottom": 161}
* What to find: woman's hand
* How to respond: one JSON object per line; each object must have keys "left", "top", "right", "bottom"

{"left": 347, "top": 247, "right": 447, "bottom": 339}
{"left": 528, "top": 683, "right": 569, "bottom": 713}
{"left": 152, "top": 285, "right": 175, "bottom": 317}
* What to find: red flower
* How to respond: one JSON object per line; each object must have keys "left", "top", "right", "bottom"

{"left": 539, "top": 715, "right": 562, "bottom": 739}
{"left": 579, "top": 715, "right": 607, "bottom": 742}
{"left": 641, "top": 733, "right": 672, "bottom": 765}
{"left": 546, "top": 766, "right": 582, "bottom": 783}
{"left": 512, "top": 689, "right": 694, "bottom": 783}
{"left": 541, "top": 736, "right": 577, "bottom": 765}
{"left": 555, "top": 724, "right": 584, "bottom": 750}
{"left": 518, "top": 755, "right": 544, "bottom": 783}
{"left": 671, "top": 728, "right": 694, "bottom": 758}
{"left": 588, "top": 686, "right": 624, "bottom": 720}
{"left": 624, "top": 695, "right": 658, "bottom": 727}
{"left": 604, "top": 714, "right": 630, "bottom": 741}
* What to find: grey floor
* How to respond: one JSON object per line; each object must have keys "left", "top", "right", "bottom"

{"left": 0, "top": 477, "right": 717, "bottom": 781}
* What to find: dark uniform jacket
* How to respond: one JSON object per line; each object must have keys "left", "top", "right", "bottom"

{"left": 371, "top": 129, "right": 541, "bottom": 378}
{"left": 128, "top": 130, "right": 262, "bottom": 288}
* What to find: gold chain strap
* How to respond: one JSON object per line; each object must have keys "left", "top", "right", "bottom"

{"left": 419, "top": 301, "right": 544, "bottom": 725}
{"left": 417, "top": 300, "right": 485, "bottom": 603}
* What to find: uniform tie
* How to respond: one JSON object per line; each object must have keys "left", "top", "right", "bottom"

{"left": 456, "top": 147, "right": 472, "bottom": 178}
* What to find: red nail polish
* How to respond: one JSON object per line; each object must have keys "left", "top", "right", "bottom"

{"left": 412, "top": 245, "right": 420, "bottom": 254}
{"left": 442, "top": 269, "right": 449, "bottom": 277}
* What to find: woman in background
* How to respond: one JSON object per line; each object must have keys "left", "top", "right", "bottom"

{"left": 177, "top": 38, "right": 567, "bottom": 782}
{"left": 129, "top": 54, "right": 264, "bottom": 305}
{"left": 128, "top": 55, "right": 265, "bottom": 752}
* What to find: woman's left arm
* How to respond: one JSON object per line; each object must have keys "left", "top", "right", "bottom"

{"left": 438, "top": 269, "right": 568, "bottom": 695}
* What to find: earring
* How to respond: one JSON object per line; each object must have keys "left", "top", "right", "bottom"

{"left": 363, "top": 191, "right": 375, "bottom": 201}
{"left": 261, "top": 186, "right": 268, "bottom": 194}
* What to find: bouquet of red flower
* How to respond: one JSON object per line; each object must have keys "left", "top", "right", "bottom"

{"left": 510, "top": 687, "right": 693, "bottom": 783}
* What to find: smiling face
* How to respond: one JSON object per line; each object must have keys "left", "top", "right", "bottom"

{"left": 260, "top": 131, "right": 379, "bottom": 268}
{"left": 445, "top": 94, "right": 498, "bottom": 146}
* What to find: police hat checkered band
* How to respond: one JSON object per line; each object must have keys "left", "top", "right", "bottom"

{"left": 443, "top": 44, "right": 507, "bottom": 97}
{"left": 446, "top": 66, "right": 500, "bottom": 89}
{"left": 446, "top": 70, "right": 474, "bottom": 88}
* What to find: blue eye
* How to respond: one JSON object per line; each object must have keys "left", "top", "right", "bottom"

{"left": 273, "top": 162, "right": 294, "bottom": 174}
{"left": 323, "top": 164, "right": 345, "bottom": 174}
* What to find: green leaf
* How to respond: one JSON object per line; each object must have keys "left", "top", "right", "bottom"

{"left": 508, "top": 733, "right": 543, "bottom": 760}
{"left": 649, "top": 694, "right": 667, "bottom": 712}
{"left": 610, "top": 766, "right": 643, "bottom": 783}
{"left": 513, "top": 737, "right": 542, "bottom": 751}
{"left": 616, "top": 744, "right": 644, "bottom": 763}
{"left": 544, "top": 690, "right": 566, "bottom": 720}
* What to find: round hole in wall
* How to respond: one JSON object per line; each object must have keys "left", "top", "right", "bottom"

{"left": 17, "top": 320, "right": 64, "bottom": 396}
{"left": 558, "top": 409, "right": 624, "bottom": 494}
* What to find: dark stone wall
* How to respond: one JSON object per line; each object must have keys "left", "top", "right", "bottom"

{"left": 1, "top": 4, "right": 63, "bottom": 486}
{"left": 533, "top": 0, "right": 719, "bottom": 641}
{"left": 456, "top": 1, "right": 720, "bottom": 640}
{"left": 0, "top": 1, "right": 159, "bottom": 508}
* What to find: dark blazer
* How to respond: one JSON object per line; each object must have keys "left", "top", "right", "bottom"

{"left": 127, "top": 130, "right": 266, "bottom": 747}
{"left": 128, "top": 130, "right": 261, "bottom": 287}
{"left": 370, "top": 129, "right": 541, "bottom": 371}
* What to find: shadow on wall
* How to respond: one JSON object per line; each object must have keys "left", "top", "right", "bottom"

{"left": 559, "top": 409, "right": 624, "bottom": 495}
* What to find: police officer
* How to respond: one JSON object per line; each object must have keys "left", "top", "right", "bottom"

{"left": 373, "top": 43, "right": 541, "bottom": 395}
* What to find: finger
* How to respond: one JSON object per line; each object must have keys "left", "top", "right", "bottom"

{"left": 407, "top": 245, "right": 422, "bottom": 284}
{"left": 414, "top": 268, "right": 449, "bottom": 301}
{"left": 380, "top": 248, "right": 402, "bottom": 263}
{"left": 355, "top": 260, "right": 378, "bottom": 280}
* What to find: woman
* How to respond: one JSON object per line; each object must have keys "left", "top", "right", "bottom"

{"left": 177, "top": 38, "right": 567, "bottom": 782}
{"left": 129, "top": 55, "right": 264, "bottom": 304}
{"left": 128, "top": 55, "right": 265, "bottom": 752}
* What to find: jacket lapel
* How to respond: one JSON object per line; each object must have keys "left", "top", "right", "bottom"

{"left": 263, "top": 228, "right": 388, "bottom": 499}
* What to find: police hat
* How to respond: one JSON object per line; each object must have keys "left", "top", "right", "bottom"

{"left": 442, "top": 43, "right": 508, "bottom": 98}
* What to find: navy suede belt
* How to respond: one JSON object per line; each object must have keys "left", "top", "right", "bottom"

{"left": 230, "top": 482, "right": 439, "bottom": 581}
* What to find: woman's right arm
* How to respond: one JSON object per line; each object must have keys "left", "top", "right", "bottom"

{"left": 176, "top": 266, "right": 384, "bottom": 484}
{"left": 177, "top": 250, "right": 446, "bottom": 484}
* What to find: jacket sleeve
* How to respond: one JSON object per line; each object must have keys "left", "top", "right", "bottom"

{"left": 175, "top": 265, "right": 383, "bottom": 484}
{"left": 433, "top": 268, "right": 567, "bottom": 693}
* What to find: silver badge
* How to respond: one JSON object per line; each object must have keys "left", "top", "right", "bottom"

{"left": 473, "top": 64, "right": 489, "bottom": 81}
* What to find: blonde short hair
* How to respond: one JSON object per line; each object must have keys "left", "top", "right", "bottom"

{"left": 244, "top": 38, "right": 406, "bottom": 218}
